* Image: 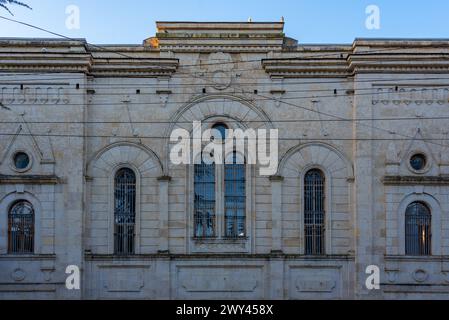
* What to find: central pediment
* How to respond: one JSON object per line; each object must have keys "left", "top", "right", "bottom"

{"left": 144, "top": 21, "right": 288, "bottom": 52}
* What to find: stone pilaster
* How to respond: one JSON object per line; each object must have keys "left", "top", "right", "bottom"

{"left": 269, "top": 175, "right": 284, "bottom": 253}
{"left": 158, "top": 176, "right": 171, "bottom": 253}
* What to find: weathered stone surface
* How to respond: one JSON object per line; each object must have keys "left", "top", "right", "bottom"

{"left": 0, "top": 21, "right": 449, "bottom": 300}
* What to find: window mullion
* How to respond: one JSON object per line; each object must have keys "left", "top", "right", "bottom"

{"left": 217, "top": 164, "right": 224, "bottom": 239}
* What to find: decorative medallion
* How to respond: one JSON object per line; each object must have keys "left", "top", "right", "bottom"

{"left": 412, "top": 269, "right": 428, "bottom": 283}
{"left": 11, "top": 268, "right": 26, "bottom": 282}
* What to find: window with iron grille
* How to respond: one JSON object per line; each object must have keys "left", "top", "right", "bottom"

{"left": 8, "top": 200, "right": 34, "bottom": 254}
{"left": 194, "top": 161, "right": 216, "bottom": 238}
{"left": 114, "top": 168, "right": 136, "bottom": 255}
{"left": 304, "top": 169, "right": 325, "bottom": 255}
{"left": 224, "top": 152, "right": 246, "bottom": 238}
{"left": 405, "top": 202, "right": 431, "bottom": 256}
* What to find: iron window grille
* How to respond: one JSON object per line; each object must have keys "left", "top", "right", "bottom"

{"left": 405, "top": 202, "right": 431, "bottom": 256}
{"left": 194, "top": 161, "right": 216, "bottom": 238}
{"left": 8, "top": 200, "right": 34, "bottom": 254}
{"left": 304, "top": 169, "right": 325, "bottom": 255}
{"left": 224, "top": 152, "right": 246, "bottom": 238}
{"left": 114, "top": 168, "right": 136, "bottom": 255}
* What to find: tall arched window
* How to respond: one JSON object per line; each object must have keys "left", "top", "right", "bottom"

{"left": 8, "top": 200, "right": 34, "bottom": 254}
{"left": 194, "top": 160, "right": 216, "bottom": 238}
{"left": 405, "top": 202, "right": 431, "bottom": 256}
{"left": 224, "top": 152, "right": 246, "bottom": 238}
{"left": 304, "top": 169, "right": 325, "bottom": 255}
{"left": 114, "top": 168, "right": 136, "bottom": 255}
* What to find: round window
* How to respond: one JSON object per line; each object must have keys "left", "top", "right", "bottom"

{"left": 13, "top": 152, "right": 30, "bottom": 170}
{"left": 410, "top": 153, "right": 427, "bottom": 171}
{"left": 211, "top": 122, "right": 228, "bottom": 141}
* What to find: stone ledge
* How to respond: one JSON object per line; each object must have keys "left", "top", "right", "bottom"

{"left": 0, "top": 175, "right": 63, "bottom": 185}
{"left": 0, "top": 254, "right": 57, "bottom": 261}
{"left": 0, "top": 283, "right": 59, "bottom": 292}
{"left": 385, "top": 255, "right": 449, "bottom": 262}
{"left": 84, "top": 253, "right": 355, "bottom": 261}
{"left": 383, "top": 175, "right": 449, "bottom": 186}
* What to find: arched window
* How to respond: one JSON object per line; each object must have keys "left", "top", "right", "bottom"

{"left": 194, "top": 160, "right": 216, "bottom": 238}
{"left": 405, "top": 202, "right": 431, "bottom": 256}
{"left": 114, "top": 168, "right": 136, "bottom": 255}
{"left": 304, "top": 169, "right": 325, "bottom": 255}
{"left": 8, "top": 200, "right": 34, "bottom": 254}
{"left": 224, "top": 152, "right": 246, "bottom": 238}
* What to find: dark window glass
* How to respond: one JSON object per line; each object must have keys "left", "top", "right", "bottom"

{"left": 405, "top": 202, "right": 431, "bottom": 256}
{"left": 304, "top": 169, "right": 325, "bottom": 255}
{"left": 410, "top": 154, "right": 426, "bottom": 171}
{"left": 224, "top": 152, "right": 246, "bottom": 238}
{"left": 14, "top": 152, "right": 30, "bottom": 170}
{"left": 114, "top": 168, "right": 136, "bottom": 255}
{"left": 194, "top": 160, "right": 215, "bottom": 238}
{"left": 8, "top": 200, "right": 34, "bottom": 254}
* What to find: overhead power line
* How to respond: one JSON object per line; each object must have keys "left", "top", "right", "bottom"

{"left": 1, "top": 15, "right": 448, "bottom": 74}
{"left": 0, "top": 131, "right": 448, "bottom": 143}
{"left": 1, "top": 15, "right": 449, "bottom": 151}
{"left": 0, "top": 116, "right": 448, "bottom": 124}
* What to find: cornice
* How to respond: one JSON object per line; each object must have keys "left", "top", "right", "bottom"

{"left": 348, "top": 53, "right": 449, "bottom": 74}
{"left": 383, "top": 175, "right": 449, "bottom": 186}
{"left": 262, "top": 51, "right": 449, "bottom": 77}
{"left": 262, "top": 57, "right": 351, "bottom": 77}
{"left": 0, "top": 174, "right": 63, "bottom": 185}
{"left": 150, "top": 21, "right": 285, "bottom": 53}
{"left": 2, "top": 38, "right": 449, "bottom": 77}
{"left": 153, "top": 44, "right": 284, "bottom": 53}
{"left": 90, "top": 57, "right": 179, "bottom": 77}
{"left": 0, "top": 52, "right": 92, "bottom": 73}
{"left": 0, "top": 46, "right": 179, "bottom": 77}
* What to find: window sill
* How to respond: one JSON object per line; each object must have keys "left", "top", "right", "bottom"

{"left": 0, "top": 254, "right": 56, "bottom": 260}
{"left": 190, "top": 237, "right": 250, "bottom": 253}
{"left": 192, "top": 237, "right": 249, "bottom": 242}
{"left": 385, "top": 254, "right": 449, "bottom": 262}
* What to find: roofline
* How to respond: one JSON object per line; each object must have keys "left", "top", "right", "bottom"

{"left": 1, "top": 37, "right": 449, "bottom": 47}
{"left": 0, "top": 37, "right": 86, "bottom": 41}
{"left": 88, "top": 44, "right": 144, "bottom": 47}
{"left": 297, "top": 43, "right": 352, "bottom": 47}
{"left": 354, "top": 37, "right": 449, "bottom": 41}
{"left": 155, "top": 21, "right": 284, "bottom": 24}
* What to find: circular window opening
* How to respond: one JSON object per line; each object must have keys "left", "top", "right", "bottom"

{"left": 410, "top": 153, "right": 427, "bottom": 171}
{"left": 13, "top": 152, "right": 30, "bottom": 170}
{"left": 211, "top": 122, "right": 228, "bottom": 141}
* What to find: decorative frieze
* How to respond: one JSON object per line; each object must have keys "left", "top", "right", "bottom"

{"left": 0, "top": 175, "right": 63, "bottom": 184}
{"left": 372, "top": 86, "right": 449, "bottom": 105}
{"left": 383, "top": 175, "right": 449, "bottom": 185}
{"left": 0, "top": 85, "right": 70, "bottom": 105}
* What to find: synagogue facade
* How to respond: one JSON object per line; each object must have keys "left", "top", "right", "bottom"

{"left": 1, "top": 21, "right": 449, "bottom": 299}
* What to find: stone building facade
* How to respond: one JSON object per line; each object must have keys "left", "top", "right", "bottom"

{"left": 0, "top": 21, "right": 449, "bottom": 299}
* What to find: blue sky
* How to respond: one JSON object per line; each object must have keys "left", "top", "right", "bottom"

{"left": 0, "top": 0, "right": 448, "bottom": 44}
